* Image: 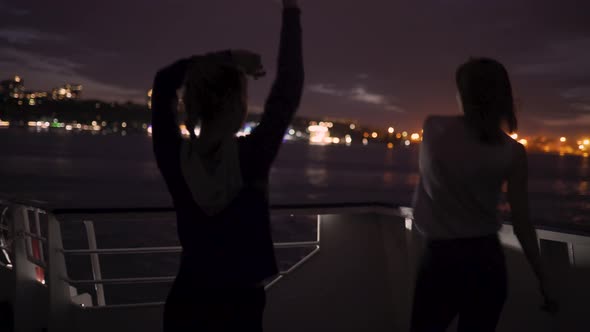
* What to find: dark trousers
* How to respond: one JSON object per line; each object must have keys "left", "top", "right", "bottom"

{"left": 163, "top": 271, "right": 266, "bottom": 332}
{"left": 410, "top": 234, "right": 508, "bottom": 332}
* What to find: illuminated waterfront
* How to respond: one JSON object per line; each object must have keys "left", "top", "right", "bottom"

{"left": 0, "top": 128, "right": 588, "bottom": 234}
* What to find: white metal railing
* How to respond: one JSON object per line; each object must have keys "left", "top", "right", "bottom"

{"left": 52, "top": 210, "right": 324, "bottom": 309}
{"left": 3, "top": 201, "right": 590, "bottom": 331}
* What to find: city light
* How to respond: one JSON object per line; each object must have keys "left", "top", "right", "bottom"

{"left": 580, "top": 145, "right": 585, "bottom": 150}
{"left": 519, "top": 139, "right": 528, "bottom": 146}
{"left": 332, "top": 137, "right": 340, "bottom": 144}
{"left": 388, "top": 127, "right": 394, "bottom": 134}
{"left": 404, "top": 140, "right": 411, "bottom": 146}
{"left": 362, "top": 138, "right": 369, "bottom": 146}
{"left": 349, "top": 124, "right": 356, "bottom": 130}
{"left": 584, "top": 139, "right": 590, "bottom": 145}
{"left": 308, "top": 125, "right": 330, "bottom": 145}
{"left": 14, "top": 75, "right": 21, "bottom": 83}
{"left": 387, "top": 142, "right": 394, "bottom": 149}
{"left": 345, "top": 135, "right": 352, "bottom": 145}
{"left": 402, "top": 131, "right": 408, "bottom": 137}
{"left": 510, "top": 133, "right": 518, "bottom": 140}
{"left": 371, "top": 132, "right": 378, "bottom": 139}
{"left": 560, "top": 137, "right": 567, "bottom": 143}
{"left": 410, "top": 133, "right": 420, "bottom": 141}
{"left": 121, "top": 122, "right": 127, "bottom": 128}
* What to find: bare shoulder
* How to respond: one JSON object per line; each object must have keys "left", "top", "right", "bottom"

{"left": 503, "top": 132, "right": 526, "bottom": 156}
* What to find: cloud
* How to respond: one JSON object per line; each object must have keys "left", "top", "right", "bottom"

{"left": 561, "top": 86, "right": 590, "bottom": 101}
{"left": 0, "top": 3, "right": 31, "bottom": 16}
{"left": 0, "top": 28, "right": 66, "bottom": 45}
{"left": 308, "top": 83, "right": 405, "bottom": 112}
{"left": 543, "top": 114, "right": 590, "bottom": 126}
{"left": 539, "top": 103, "right": 590, "bottom": 126}
{"left": 0, "top": 47, "right": 144, "bottom": 102}
{"left": 515, "top": 38, "right": 590, "bottom": 78}
{"left": 571, "top": 103, "right": 590, "bottom": 112}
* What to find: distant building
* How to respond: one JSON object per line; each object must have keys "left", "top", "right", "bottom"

{"left": 147, "top": 89, "right": 152, "bottom": 110}
{"left": 24, "top": 91, "right": 49, "bottom": 106}
{"left": 51, "top": 84, "right": 83, "bottom": 100}
{"left": 0, "top": 75, "right": 25, "bottom": 101}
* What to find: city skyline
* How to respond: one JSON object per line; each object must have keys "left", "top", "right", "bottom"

{"left": 0, "top": 1, "right": 589, "bottom": 135}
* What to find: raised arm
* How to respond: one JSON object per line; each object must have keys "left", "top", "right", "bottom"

{"left": 507, "top": 144, "right": 557, "bottom": 312}
{"left": 246, "top": 0, "right": 304, "bottom": 167}
{"left": 151, "top": 59, "right": 190, "bottom": 178}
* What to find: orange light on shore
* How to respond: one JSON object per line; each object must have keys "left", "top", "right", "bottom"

{"left": 560, "top": 137, "right": 567, "bottom": 143}
{"left": 510, "top": 133, "right": 518, "bottom": 140}
{"left": 519, "top": 139, "right": 528, "bottom": 146}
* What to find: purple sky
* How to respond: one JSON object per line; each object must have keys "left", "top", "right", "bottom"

{"left": 1, "top": 0, "right": 589, "bottom": 135}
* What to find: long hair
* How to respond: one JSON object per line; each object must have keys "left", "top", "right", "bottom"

{"left": 456, "top": 58, "right": 517, "bottom": 143}
{"left": 183, "top": 63, "right": 245, "bottom": 138}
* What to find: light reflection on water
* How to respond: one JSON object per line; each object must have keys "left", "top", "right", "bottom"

{"left": 0, "top": 129, "right": 588, "bottom": 232}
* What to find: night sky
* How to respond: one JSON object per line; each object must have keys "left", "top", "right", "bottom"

{"left": 1, "top": 0, "right": 589, "bottom": 135}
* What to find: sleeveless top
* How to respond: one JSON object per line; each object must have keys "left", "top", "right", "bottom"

{"left": 412, "top": 115, "right": 519, "bottom": 240}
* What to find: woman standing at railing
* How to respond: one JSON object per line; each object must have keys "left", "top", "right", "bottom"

{"left": 410, "top": 58, "right": 557, "bottom": 332}
{"left": 151, "top": 0, "right": 303, "bottom": 330}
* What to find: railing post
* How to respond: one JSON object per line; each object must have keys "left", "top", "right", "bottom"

{"left": 11, "top": 205, "right": 44, "bottom": 332}
{"left": 48, "top": 214, "right": 72, "bottom": 332}
{"left": 83, "top": 220, "right": 106, "bottom": 306}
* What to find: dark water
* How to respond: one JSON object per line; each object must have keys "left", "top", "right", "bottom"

{"left": 1, "top": 129, "right": 588, "bottom": 230}
{"left": 2, "top": 128, "right": 589, "bottom": 304}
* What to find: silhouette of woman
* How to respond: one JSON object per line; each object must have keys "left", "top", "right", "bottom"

{"left": 410, "top": 58, "right": 557, "bottom": 332}
{"left": 151, "top": 1, "right": 303, "bottom": 330}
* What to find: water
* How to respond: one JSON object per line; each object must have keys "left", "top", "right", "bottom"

{"left": 2, "top": 128, "right": 589, "bottom": 304}
{"left": 1, "top": 128, "right": 589, "bottom": 232}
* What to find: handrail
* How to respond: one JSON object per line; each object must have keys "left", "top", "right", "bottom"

{"left": 60, "top": 241, "right": 320, "bottom": 256}
{"left": 21, "top": 231, "right": 47, "bottom": 243}
{"left": 52, "top": 202, "right": 590, "bottom": 237}
{"left": 65, "top": 276, "right": 176, "bottom": 285}
{"left": 52, "top": 202, "right": 401, "bottom": 216}
{"left": 62, "top": 247, "right": 182, "bottom": 255}
{"left": 64, "top": 268, "right": 299, "bottom": 286}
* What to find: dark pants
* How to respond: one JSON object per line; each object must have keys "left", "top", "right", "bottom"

{"left": 163, "top": 271, "right": 266, "bottom": 332}
{"left": 410, "top": 234, "right": 508, "bottom": 332}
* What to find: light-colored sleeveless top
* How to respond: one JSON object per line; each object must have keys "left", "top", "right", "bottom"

{"left": 412, "top": 115, "right": 519, "bottom": 239}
